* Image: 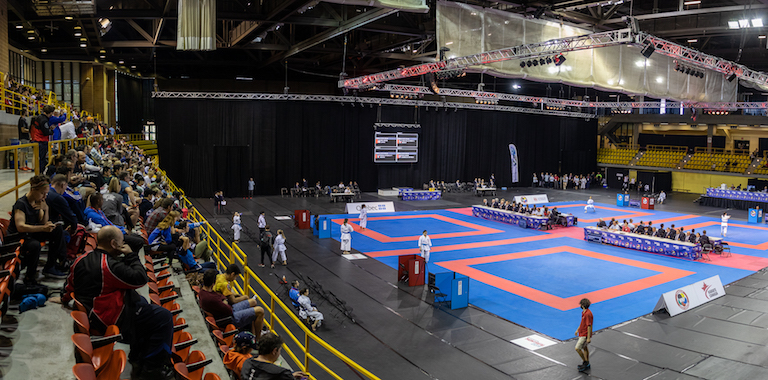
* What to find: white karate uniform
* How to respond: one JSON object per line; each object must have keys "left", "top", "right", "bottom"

{"left": 273, "top": 234, "right": 287, "bottom": 262}
{"left": 298, "top": 295, "right": 323, "bottom": 324}
{"left": 340, "top": 223, "right": 354, "bottom": 252}
{"left": 258, "top": 215, "right": 266, "bottom": 229}
{"left": 658, "top": 191, "right": 666, "bottom": 204}
{"left": 359, "top": 208, "right": 368, "bottom": 229}
{"left": 721, "top": 214, "right": 731, "bottom": 236}
{"left": 418, "top": 235, "right": 432, "bottom": 262}
{"left": 585, "top": 198, "right": 595, "bottom": 213}
{"left": 232, "top": 214, "right": 242, "bottom": 240}
{"left": 232, "top": 223, "right": 242, "bottom": 241}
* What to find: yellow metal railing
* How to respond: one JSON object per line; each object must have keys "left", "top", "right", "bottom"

{"left": 0, "top": 142, "right": 40, "bottom": 203}
{"left": 156, "top": 170, "right": 379, "bottom": 380}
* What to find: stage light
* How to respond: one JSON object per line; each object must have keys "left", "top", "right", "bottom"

{"left": 520, "top": 61, "right": 526, "bottom": 68}
{"left": 727, "top": 72, "right": 737, "bottom": 82}
{"left": 554, "top": 54, "right": 566, "bottom": 66}
{"left": 546, "top": 57, "right": 552, "bottom": 64}
{"left": 526, "top": 61, "right": 532, "bottom": 67}
{"left": 532, "top": 59, "right": 538, "bottom": 66}
{"left": 539, "top": 58, "right": 546, "bottom": 65}
{"left": 728, "top": 21, "right": 740, "bottom": 29}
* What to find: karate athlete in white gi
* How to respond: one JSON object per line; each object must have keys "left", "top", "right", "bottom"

{"left": 418, "top": 230, "right": 432, "bottom": 263}
{"left": 340, "top": 218, "right": 354, "bottom": 254}
{"left": 359, "top": 204, "right": 368, "bottom": 230}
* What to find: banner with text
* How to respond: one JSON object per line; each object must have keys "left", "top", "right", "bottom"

{"left": 345, "top": 201, "right": 396, "bottom": 214}
{"left": 653, "top": 275, "right": 725, "bottom": 317}
{"left": 513, "top": 194, "right": 550, "bottom": 205}
{"left": 509, "top": 144, "right": 519, "bottom": 183}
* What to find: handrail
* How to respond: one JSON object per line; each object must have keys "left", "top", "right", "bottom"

{"left": 693, "top": 147, "right": 750, "bottom": 156}
{"left": 646, "top": 145, "right": 687, "bottom": 152}
{"left": 156, "top": 169, "right": 380, "bottom": 380}
{"left": 0, "top": 142, "right": 39, "bottom": 203}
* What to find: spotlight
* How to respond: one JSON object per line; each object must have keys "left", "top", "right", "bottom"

{"left": 641, "top": 43, "right": 655, "bottom": 58}
{"left": 539, "top": 58, "right": 546, "bottom": 65}
{"left": 526, "top": 61, "right": 532, "bottom": 67}
{"left": 554, "top": 54, "right": 566, "bottom": 66}
{"left": 727, "top": 72, "right": 737, "bottom": 82}
{"left": 519, "top": 61, "right": 526, "bottom": 68}
{"left": 532, "top": 60, "right": 539, "bottom": 66}
{"left": 546, "top": 57, "right": 552, "bottom": 64}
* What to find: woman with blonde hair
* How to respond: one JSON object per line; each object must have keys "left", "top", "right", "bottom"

{"left": 272, "top": 229, "right": 287, "bottom": 266}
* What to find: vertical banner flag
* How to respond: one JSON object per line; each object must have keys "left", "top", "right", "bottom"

{"left": 509, "top": 144, "right": 519, "bottom": 183}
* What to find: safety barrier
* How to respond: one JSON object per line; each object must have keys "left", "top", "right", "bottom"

{"left": 157, "top": 170, "right": 380, "bottom": 380}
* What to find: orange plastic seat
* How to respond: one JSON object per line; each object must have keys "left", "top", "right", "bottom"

{"left": 172, "top": 331, "right": 196, "bottom": 363}
{"left": 173, "top": 351, "right": 212, "bottom": 380}
{"left": 211, "top": 325, "right": 236, "bottom": 347}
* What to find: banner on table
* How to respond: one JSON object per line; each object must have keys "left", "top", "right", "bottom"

{"left": 653, "top": 275, "right": 725, "bottom": 317}
{"left": 513, "top": 194, "right": 549, "bottom": 204}
{"left": 345, "top": 201, "right": 395, "bottom": 214}
{"left": 509, "top": 144, "right": 519, "bottom": 183}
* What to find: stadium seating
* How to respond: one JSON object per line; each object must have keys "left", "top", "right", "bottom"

{"left": 684, "top": 152, "right": 751, "bottom": 173}
{"left": 635, "top": 149, "right": 687, "bottom": 168}
{"left": 597, "top": 148, "right": 639, "bottom": 165}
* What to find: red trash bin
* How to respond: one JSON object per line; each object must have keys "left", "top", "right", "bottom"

{"left": 294, "top": 210, "right": 311, "bottom": 229}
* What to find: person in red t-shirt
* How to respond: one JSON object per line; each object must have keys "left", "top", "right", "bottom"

{"left": 575, "top": 298, "right": 593, "bottom": 372}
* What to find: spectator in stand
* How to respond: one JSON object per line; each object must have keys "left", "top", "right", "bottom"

{"left": 83, "top": 193, "right": 145, "bottom": 253}
{"left": 47, "top": 174, "right": 78, "bottom": 234}
{"left": 223, "top": 331, "right": 259, "bottom": 375}
{"left": 148, "top": 211, "right": 182, "bottom": 264}
{"left": 9, "top": 175, "right": 68, "bottom": 282}
{"left": 30, "top": 105, "right": 55, "bottom": 172}
{"left": 59, "top": 118, "right": 77, "bottom": 140}
{"left": 241, "top": 332, "right": 309, "bottom": 380}
{"left": 199, "top": 269, "right": 265, "bottom": 337}
{"left": 288, "top": 280, "right": 301, "bottom": 307}
{"left": 145, "top": 198, "right": 174, "bottom": 233}
{"left": 103, "top": 178, "right": 127, "bottom": 228}
{"left": 214, "top": 265, "right": 252, "bottom": 305}
{"left": 64, "top": 226, "right": 174, "bottom": 380}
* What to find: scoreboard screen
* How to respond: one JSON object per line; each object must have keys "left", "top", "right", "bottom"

{"left": 374, "top": 132, "right": 418, "bottom": 163}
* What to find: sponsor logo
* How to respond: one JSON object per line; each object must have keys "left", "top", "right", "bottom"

{"left": 675, "top": 290, "right": 690, "bottom": 310}
{"left": 751, "top": 210, "right": 757, "bottom": 217}
{"left": 702, "top": 282, "right": 719, "bottom": 299}
{"left": 521, "top": 197, "right": 528, "bottom": 203}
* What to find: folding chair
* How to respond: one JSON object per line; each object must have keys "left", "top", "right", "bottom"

{"left": 700, "top": 244, "right": 713, "bottom": 261}
{"left": 428, "top": 284, "right": 448, "bottom": 308}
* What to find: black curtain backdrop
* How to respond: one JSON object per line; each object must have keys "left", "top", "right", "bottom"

{"left": 606, "top": 167, "right": 629, "bottom": 189}
{"left": 155, "top": 99, "right": 597, "bottom": 197}
{"left": 117, "top": 74, "right": 152, "bottom": 134}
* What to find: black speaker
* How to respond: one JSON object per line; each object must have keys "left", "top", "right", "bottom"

{"left": 641, "top": 44, "right": 655, "bottom": 58}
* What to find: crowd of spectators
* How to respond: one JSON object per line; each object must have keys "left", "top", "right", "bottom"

{"left": 481, "top": 197, "right": 569, "bottom": 226}
{"left": 2, "top": 137, "right": 244, "bottom": 379}
{"left": 289, "top": 179, "right": 360, "bottom": 197}
{"left": 533, "top": 172, "right": 604, "bottom": 189}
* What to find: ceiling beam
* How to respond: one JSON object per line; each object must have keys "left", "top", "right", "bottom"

{"left": 603, "top": 4, "right": 768, "bottom": 24}
{"left": 261, "top": 8, "right": 398, "bottom": 67}
{"left": 126, "top": 19, "right": 154, "bottom": 42}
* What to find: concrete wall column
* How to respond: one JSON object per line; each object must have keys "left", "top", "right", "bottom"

{"left": 0, "top": 0, "right": 9, "bottom": 75}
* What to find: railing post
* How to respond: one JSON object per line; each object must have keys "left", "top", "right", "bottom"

{"left": 14, "top": 146, "right": 19, "bottom": 200}
{"left": 305, "top": 333, "right": 310, "bottom": 373}
{"left": 33, "top": 143, "right": 39, "bottom": 175}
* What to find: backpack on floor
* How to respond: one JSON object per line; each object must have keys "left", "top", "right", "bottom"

{"left": 66, "top": 225, "right": 88, "bottom": 260}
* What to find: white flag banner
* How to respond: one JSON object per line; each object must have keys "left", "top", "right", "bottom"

{"left": 509, "top": 144, "right": 519, "bottom": 183}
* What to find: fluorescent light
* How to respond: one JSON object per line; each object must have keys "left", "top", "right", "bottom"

{"left": 27, "top": 36, "right": 34, "bottom": 40}
{"left": 753, "top": 19, "right": 764, "bottom": 27}
{"left": 15, "top": 24, "right": 22, "bottom": 29}
{"left": 41, "top": 48, "right": 47, "bottom": 53}
{"left": 64, "top": 16, "right": 73, "bottom": 20}
{"left": 99, "top": 55, "right": 106, "bottom": 59}
{"left": 729, "top": 21, "right": 740, "bottom": 29}
{"left": 445, "top": 41, "right": 453, "bottom": 45}
{"left": 118, "top": 60, "right": 124, "bottom": 64}
{"left": 739, "top": 19, "right": 750, "bottom": 28}
{"left": 512, "top": 84, "right": 521, "bottom": 89}
{"left": 760, "top": 35, "right": 767, "bottom": 39}
{"left": 79, "top": 43, "right": 86, "bottom": 47}
{"left": 687, "top": 39, "right": 698, "bottom": 43}
{"left": 74, "top": 32, "right": 81, "bottom": 36}
{"left": 683, "top": 0, "right": 701, "bottom": 4}
{"left": 656, "top": 76, "right": 664, "bottom": 83}
{"left": 235, "top": 76, "right": 253, "bottom": 81}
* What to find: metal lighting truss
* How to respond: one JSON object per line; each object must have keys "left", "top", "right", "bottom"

{"left": 151, "top": 91, "right": 597, "bottom": 118}
{"left": 373, "top": 123, "right": 421, "bottom": 129}
{"left": 339, "top": 29, "right": 635, "bottom": 89}
{"left": 341, "top": 29, "right": 768, "bottom": 91}
{"left": 637, "top": 33, "right": 768, "bottom": 87}
{"left": 379, "top": 84, "right": 768, "bottom": 110}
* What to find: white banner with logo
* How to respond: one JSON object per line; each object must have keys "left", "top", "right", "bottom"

{"left": 513, "top": 194, "right": 550, "bottom": 205}
{"left": 509, "top": 144, "right": 519, "bottom": 183}
{"left": 345, "top": 201, "right": 396, "bottom": 214}
{"left": 653, "top": 275, "right": 725, "bottom": 317}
